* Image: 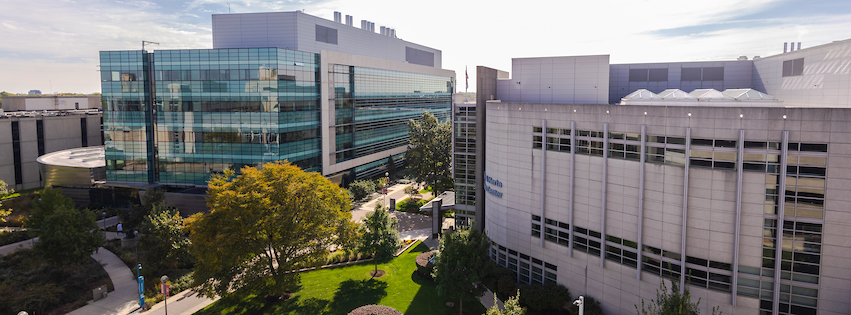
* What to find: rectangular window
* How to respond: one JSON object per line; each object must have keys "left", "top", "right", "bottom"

{"left": 315, "top": 25, "right": 338, "bottom": 44}
{"left": 11, "top": 121, "right": 22, "bottom": 185}
{"left": 405, "top": 47, "right": 435, "bottom": 67}
{"left": 629, "top": 69, "right": 648, "bottom": 82}
{"left": 702, "top": 67, "right": 724, "bottom": 81}
{"left": 681, "top": 68, "right": 702, "bottom": 81}
{"left": 36, "top": 120, "right": 45, "bottom": 156}
{"left": 648, "top": 68, "right": 669, "bottom": 81}
{"left": 81, "top": 117, "right": 88, "bottom": 147}
{"left": 783, "top": 58, "right": 805, "bottom": 77}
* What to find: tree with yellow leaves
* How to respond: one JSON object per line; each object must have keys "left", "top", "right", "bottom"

{"left": 187, "top": 161, "right": 358, "bottom": 299}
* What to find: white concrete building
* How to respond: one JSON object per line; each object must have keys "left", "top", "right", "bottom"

{"left": 0, "top": 110, "right": 103, "bottom": 190}
{"left": 472, "top": 39, "right": 851, "bottom": 315}
{"left": 2, "top": 95, "right": 101, "bottom": 111}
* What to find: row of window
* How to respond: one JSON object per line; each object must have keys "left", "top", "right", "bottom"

{"left": 491, "top": 243, "right": 558, "bottom": 285}
{"left": 626, "top": 66, "right": 724, "bottom": 82}
{"left": 531, "top": 215, "right": 742, "bottom": 294}
{"left": 536, "top": 126, "right": 828, "bottom": 152}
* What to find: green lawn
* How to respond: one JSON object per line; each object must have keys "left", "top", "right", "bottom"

{"left": 194, "top": 241, "right": 486, "bottom": 315}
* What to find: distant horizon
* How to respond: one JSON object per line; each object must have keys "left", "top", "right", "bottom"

{"left": 1, "top": 0, "right": 850, "bottom": 94}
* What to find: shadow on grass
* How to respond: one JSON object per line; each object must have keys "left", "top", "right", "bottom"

{"left": 404, "top": 242, "right": 487, "bottom": 315}
{"left": 328, "top": 279, "right": 389, "bottom": 314}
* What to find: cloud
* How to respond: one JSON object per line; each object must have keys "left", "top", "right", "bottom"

{"left": 1, "top": 0, "right": 850, "bottom": 94}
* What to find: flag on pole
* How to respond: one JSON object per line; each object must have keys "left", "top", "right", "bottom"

{"left": 465, "top": 66, "right": 469, "bottom": 92}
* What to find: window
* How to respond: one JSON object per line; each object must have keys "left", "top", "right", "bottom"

{"left": 629, "top": 68, "right": 668, "bottom": 82}
{"left": 405, "top": 47, "right": 435, "bottom": 67}
{"left": 783, "top": 58, "right": 804, "bottom": 77}
{"left": 682, "top": 67, "right": 724, "bottom": 81}
{"left": 315, "top": 25, "right": 338, "bottom": 44}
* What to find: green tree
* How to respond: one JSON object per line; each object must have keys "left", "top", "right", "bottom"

{"left": 433, "top": 228, "right": 491, "bottom": 315}
{"left": 406, "top": 112, "right": 453, "bottom": 195}
{"left": 34, "top": 205, "right": 104, "bottom": 265}
{"left": 25, "top": 187, "right": 76, "bottom": 230}
{"left": 486, "top": 290, "right": 526, "bottom": 315}
{"left": 404, "top": 184, "right": 419, "bottom": 201}
{"left": 348, "top": 179, "right": 377, "bottom": 200}
{"left": 121, "top": 188, "right": 165, "bottom": 236}
{"left": 188, "top": 161, "right": 358, "bottom": 298}
{"left": 139, "top": 204, "right": 192, "bottom": 273}
{"left": 636, "top": 279, "right": 721, "bottom": 315}
{"left": 358, "top": 203, "right": 400, "bottom": 276}
{"left": 0, "top": 180, "right": 13, "bottom": 222}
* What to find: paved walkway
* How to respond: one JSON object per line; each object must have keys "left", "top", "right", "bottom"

{"left": 67, "top": 234, "right": 140, "bottom": 315}
{"left": 139, "top": 290, "right": 218, "bottom": 315}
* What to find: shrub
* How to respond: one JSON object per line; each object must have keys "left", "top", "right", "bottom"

{"left": 518, "top": 282, "right": 571, "bottom": 312}
{"left": 415, "top": 250, "right": 436, "bottom": 278}
{"left": 349, "top": 180, "right": 377, "bottom": 200}
{"left": 497, "top": 275, "right": 517, "bottom": 300}
{"left": 0, "top": 230, "right": 33, "bottom": 246}
{"left": 348, "top": 304, "right": 403, "bottom": 315}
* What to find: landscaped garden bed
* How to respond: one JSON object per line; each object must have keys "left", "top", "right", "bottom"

{"left": 194, "top": 240, "right": 486, "bottom": 315}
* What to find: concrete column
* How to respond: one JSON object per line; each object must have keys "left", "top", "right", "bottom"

{"left": 569, "top": 120, "right": 576, "bottom": 257}
{"left": 732, "top": 129, "right": 745, "bottom": 305}
{"left": 601, "top": 123, "right": 608, "bottom": 268}
{"left": 637, "top": 125, "right": 646, "bottom": 280}
{"left": 773, "top": 130, "right": 790, "bottom": 314}
{"left": 680, "top": 127, "right": 691, "bottom": 291}
{"left": 541, "top": 119, "right": 547, "bottom": 248}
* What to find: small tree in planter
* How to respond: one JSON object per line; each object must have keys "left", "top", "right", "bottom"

{"left": 358, "top": 204, "right": 399, "bottom": 277}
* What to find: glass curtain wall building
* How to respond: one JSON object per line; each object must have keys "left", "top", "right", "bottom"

{"left": 101, "top": 48, "right": 321, "bottom": 185}
{"left": 101, "top": 10, "right": 456, "bottom": 189}
{"left": 331, "top": 65, "right": 452, "bottom": 179}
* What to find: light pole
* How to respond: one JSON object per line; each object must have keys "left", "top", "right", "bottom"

{"left": 102, "top": 211, "right": 107, "bottom": 244}
{"left": 135, "top": 230, "right": 143, "bottom": 308}
{"left": 573, "top": 295, "right": 585, "bottom": 315}
{"left": 384, "top": 172, "right": 389, "bottom": 209}
{"left": 161, "top": 275, "right": 169, "bottom": 315}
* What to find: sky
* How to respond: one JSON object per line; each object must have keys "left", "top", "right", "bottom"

{"left": 1, "top": 0, "right": 851, "bottom": 94}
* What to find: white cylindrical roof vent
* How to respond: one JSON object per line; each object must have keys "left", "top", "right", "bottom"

{"left": 346, "top": 15, "right": 353, "bottom": 26}
{"left": 784, "top": 42, "right": 788, "bottom": 53}
{"left": 380, "top": 26, "right": 386, "bottom": 35}
{"left": 334, "top": 11, "right": 342, "bottom": 23}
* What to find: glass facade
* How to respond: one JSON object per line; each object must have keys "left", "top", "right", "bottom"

{"left": 101, "top": 48, "right": 321, "bottom": 185}
{"left": 330, "top": 65, "right": 453, "bottom": 173}
{"left": 453, "top": 102, "right": 476, "bottom": 227}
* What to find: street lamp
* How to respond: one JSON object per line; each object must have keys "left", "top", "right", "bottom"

{"left": 161, "top": 275, "right": 169, "bottom": 315}
{"left": 102, "top": 211, "right": 107, "bottom": 244}
{"left": 573, "top": 295, "right": 585, "bottom": 315}
{"left": 384, "top": 172, "right": 389, "bottom": 209}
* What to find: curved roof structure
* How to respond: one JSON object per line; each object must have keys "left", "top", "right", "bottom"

{"left": 37, "top": 146, "right": 105, "bottom": 188}
{"left": 620, "top": 88, "right": 782, "bottom": 107}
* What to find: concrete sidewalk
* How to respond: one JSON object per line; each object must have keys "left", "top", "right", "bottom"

{"left": 67, "top": 243, "right": 140, "bottom": 315}
{"left": 137, "top": 290, "right": 218, "bottom": 315}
